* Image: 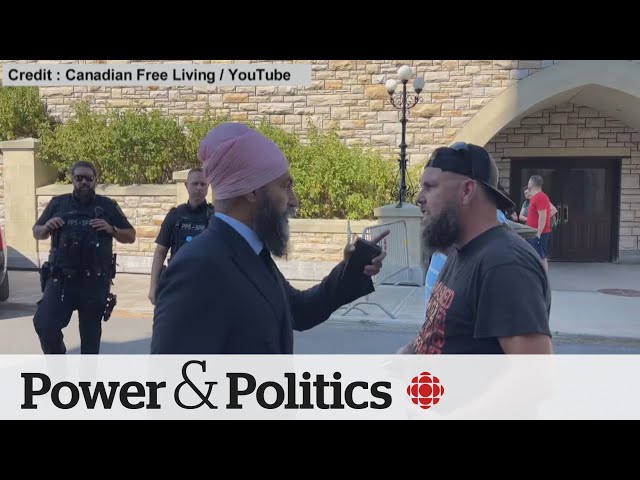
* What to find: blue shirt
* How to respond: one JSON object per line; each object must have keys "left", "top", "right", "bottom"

{"left": 424, "top": 209, "right": 510, "bottom": 302}
{"left": 214, "top": 212, "right": 263, "bottom": 255}
{"left": 424, "top": 251, "right": 448, "bottom": 302}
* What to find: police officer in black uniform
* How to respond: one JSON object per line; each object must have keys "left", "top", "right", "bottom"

{"left": 148, "top": 167, "right": 213, "bottom": 305}
{"left": 32, "top": 161, "right": 136, "bottom": 354}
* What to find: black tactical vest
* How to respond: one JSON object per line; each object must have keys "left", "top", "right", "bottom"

{"left": 171, "top": 203, "right": 214, "bottom": 256}
{"left": 52, "top": 196, "right": 114, "bottom": 275}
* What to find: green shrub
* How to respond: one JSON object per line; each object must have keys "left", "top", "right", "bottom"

{"left": 286, "top": 125, "right": 398, "bottom": 219}
{"left": 105, "top": 107, "right": 188, "bottom": 184}
{"left": 407, "top": 162, "right": 424, "bottom": 200}
{"left": 3, "top": 92, "right": 410, "bottom": 218}
{"left": 255, "top": 119, "right": 303, "bottom": 154}
{"left": 0, "top": 86, "right": 58, "bottom": 142}
{"left": 39, "top": 102, "right": 190, "bottom": 184}
{"left": 188, "top": 117, "right": 401, "bottom": 219}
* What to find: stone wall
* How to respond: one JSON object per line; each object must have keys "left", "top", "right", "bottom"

{"left": 286, "top": 219, "right": 374, "bottom": 263}
{"left": 0, "top": 60, "right": 556, "bottom": 165}
{"left": 3, "top": 60, "right": 640, "bottom": 260}
{"left": 34, "top": 184, "right": 375, "bottom": 275}
{"left": 486, "top": 103, "right": 640, "bottom": 252}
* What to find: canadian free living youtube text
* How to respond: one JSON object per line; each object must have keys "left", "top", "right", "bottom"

{"left": 4, "top": 65, "right": 295, "bottom": 85}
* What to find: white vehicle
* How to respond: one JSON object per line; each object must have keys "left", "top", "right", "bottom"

{"left": 0, "top": 223, "right": 9, "bottom": 301}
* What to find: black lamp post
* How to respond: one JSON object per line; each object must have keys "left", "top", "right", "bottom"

{"left": 386, "top": 65, "right": 425, "bottom": 208}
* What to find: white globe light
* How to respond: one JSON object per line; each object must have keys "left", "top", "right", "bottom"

{"left": 385, "top": 79, "right": 398, "bottom": 93}
{"left": 398, "top": 65, "right": 413, "bottom": 81}
{"left": 414, "top": 77, "right": 425, "bottom": 92}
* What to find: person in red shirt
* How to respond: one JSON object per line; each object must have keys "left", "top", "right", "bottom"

{"left": 526, "top": 174, "right": 552, "bottom": 271}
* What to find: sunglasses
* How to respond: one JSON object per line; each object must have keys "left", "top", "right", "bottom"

{"left": 73, "top": 174, "right": 95, "bottom": 183}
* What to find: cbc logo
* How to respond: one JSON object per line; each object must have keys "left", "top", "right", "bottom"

{"left": 406, "top": 371, "right": 444, "bottom": 410}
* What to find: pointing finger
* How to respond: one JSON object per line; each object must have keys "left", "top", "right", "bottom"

{"left": 369, "top": 229, "right": 390, "bottom": 244}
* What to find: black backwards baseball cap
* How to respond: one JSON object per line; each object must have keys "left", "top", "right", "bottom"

{"left": 427, "top": 142, "right": 516, "bottom": 211}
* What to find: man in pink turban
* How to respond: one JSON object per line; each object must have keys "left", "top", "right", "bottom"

{"left": 151, "top": 122, "right": 389, "bottom": 354}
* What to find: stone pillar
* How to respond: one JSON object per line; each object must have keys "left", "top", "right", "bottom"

{"left": 172, "top": 169, "right": 214, "bottom": 206}
{"left": 374, "top": 202, "right": 425, "bottom": 285}
{"left": 0, "top": 138, "right": 59, "bottom": 268}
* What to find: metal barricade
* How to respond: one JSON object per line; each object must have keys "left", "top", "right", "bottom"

{"left": 363, "top": 220, "right": 419, "bottom": 287}
{"left": 339, "top": 220, "right": 419, "bottom": 319}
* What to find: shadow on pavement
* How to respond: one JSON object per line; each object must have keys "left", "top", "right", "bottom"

{"left": 67, "top": 337, "right": 152, "bottom": 355}
{"left": 0, "top": 303, "right": 37, "bottom": 321}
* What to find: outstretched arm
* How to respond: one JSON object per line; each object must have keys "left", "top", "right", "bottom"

{"left": 287, "top": 229, "right": 390, "bottom": 331}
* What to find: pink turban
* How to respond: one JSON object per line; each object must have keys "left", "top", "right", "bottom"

{"left": 197, "top": 123, "right": 290, "bottom": 200}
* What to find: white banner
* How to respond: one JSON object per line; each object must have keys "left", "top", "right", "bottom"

{"left": 0, "top": 355, "right": 638, "bottom": 420}
{"left": 1, "top": 63, "right": 312, "bottom": 87}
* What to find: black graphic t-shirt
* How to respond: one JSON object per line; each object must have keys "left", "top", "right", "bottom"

{"left": 413, "top": 225, "right": 552, "bottom": 354}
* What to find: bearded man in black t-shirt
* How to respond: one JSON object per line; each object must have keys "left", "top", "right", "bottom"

{"left": 398, "top": 143, "right": 553, "bottom": 355}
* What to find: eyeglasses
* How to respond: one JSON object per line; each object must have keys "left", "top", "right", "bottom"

{"left": 73, "top": 174, "right": 95, "bottom": 183}
{"left": 449, "top": 142, "right": 477, "bottom": 179}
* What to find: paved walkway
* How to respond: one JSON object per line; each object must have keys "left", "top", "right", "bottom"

{"left": 4, "top": 262, "right": 640, "bottom": 340}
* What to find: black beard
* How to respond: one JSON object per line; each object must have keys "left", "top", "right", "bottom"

{"left": 253, "top": 195, "right": 295, "bottom": 258}
{"left": 73, "top": 187, "right": 95, "bottom": 203}
{"left": 422, "top": 209, "right": 460, "bottom": 252}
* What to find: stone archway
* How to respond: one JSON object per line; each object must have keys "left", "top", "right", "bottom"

{"left": 452, "top": 60, "right": 640, "bottom": 147}
{"left": 462, "top": 60, "right": 640, "bottom": 261}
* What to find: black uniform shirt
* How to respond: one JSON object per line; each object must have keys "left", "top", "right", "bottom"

{"left": 156, "top": 202, "right": 214, "bottom": 258}
{"left": 36, "top": 192, "right": 133, "bottom": 261}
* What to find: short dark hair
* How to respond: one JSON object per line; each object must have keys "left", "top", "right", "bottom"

{"left": 186, "top": 167, "right": 206, "bottom": 185}
{"left": 70, "top": 160, "right": 98, "bottom": 177}
{"left": 530, "top": 174, "right": 543, "bottom": 188}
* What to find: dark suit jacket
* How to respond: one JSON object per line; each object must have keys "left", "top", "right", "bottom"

{"left": 151, "top": 216, "right": 374, "bottom": 354}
